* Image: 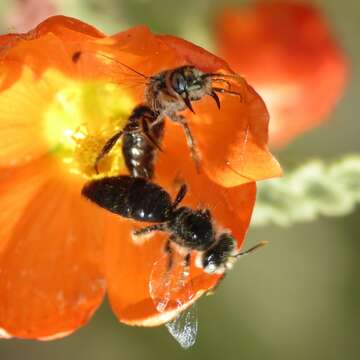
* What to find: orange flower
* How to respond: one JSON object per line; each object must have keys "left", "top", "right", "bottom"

{"left": 216, "top": 0, "right": 349, "bottom": 147}
{"left": 0, "top": 16, "right": 281, "bottom": 339}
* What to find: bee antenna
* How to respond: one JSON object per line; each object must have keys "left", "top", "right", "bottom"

{"left": 71, "top": 50, "right": 148, "bottom": 79}
{"left": 235, "top": 241, "right": 269, "bottom": 258}
{"left": 204, "top": 72, "right": 243, "bottom": 79}
{"left": 213, "top": 87, "right": 243, "bottom": 101}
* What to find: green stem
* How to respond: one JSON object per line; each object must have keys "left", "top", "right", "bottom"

{"left": 252, "top": 155, "right": 360, "bottom": 226}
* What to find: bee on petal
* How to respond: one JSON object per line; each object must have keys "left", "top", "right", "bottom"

{"left": 82, "top": 175, "right": 266, "bottom": 348}
{"left": 72, "top": 51, "right": 246, "bottom": 176}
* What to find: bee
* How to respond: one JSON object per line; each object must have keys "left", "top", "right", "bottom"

{"left": 82, "top": 175, "right": 267, "bottom": 348}
{"left": 72, "top": 51, "right": 245, "bottom": 175}
{"left": 94, "top": 104, "right": 164, "bottom": 178}
{"left": 141, "top": 65, "right": 245, "bottom": 172}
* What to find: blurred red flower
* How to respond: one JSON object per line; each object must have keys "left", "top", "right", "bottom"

{"left": 0, "top": 16, "right": 281, "bottom": 339}
{"left": 216, "top": 0, "right": 349, "bottom": 146}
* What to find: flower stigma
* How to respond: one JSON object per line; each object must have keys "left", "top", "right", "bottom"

{"left": 43, "top": 70, "right": 135, "bottom": 179}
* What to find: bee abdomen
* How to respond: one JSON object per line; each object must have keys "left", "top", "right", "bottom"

{"left": 122, "top": 107, "right": 164, "bottom": 179}
{"left": 82, "top": 176, "right": 173, "bottom": 222}
{"left": 123, "top": 133, "right": 157, "bottom": 179}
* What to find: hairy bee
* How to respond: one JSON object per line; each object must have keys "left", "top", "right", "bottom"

{"left": 82, "top": 175, "right": 267, "bottom": 348}
{"left": 72, "top": 51, "right": 244, "bottom": 175}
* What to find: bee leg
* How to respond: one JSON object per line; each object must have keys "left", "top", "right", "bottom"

{"left": 176, "top": 252, "right": 192, "bottom": 303}
{"left": 148, "top": 114, "right": 165, "bottom": 129}
{"left": 141, "top": 117, "right": 163, "bottom": 152}
{"left": 182, "top": 253, "right": 191, "bottom": 280}
{"left": 132, "top": 223, "right": 167, "bottom": 238}
{"left": 94, "top": 130, "right": 123, "bottom": 173}
{"left": 164, "top": 238, "right": 175, "bottom": 271}
{"left": 172, "top": 184, "right": 187, "bottom": 209}
{"left": 213, "top": 87, "right": 244, "bottom": 102}
{"left": 169, "top": 113, "right": 201, "bottom": 173}
{"left": 208, "top": 91, "right": 221, "bottom": 109}
{"left": 211, "top": 78, "right": 232, "bottom": 91}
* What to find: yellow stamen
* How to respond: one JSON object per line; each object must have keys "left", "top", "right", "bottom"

{"left": 43, "top": 70, "right": 135, "bottom": 178}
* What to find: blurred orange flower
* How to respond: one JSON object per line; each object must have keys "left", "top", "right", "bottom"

{"left": 216, "top": 0, "right": 349, "bottom": 147}
{"left": 0, "top": 16, "right": 281, "bottom": 339}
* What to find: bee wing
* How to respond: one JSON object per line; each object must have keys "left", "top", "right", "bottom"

{"left": 72, "top": 51, "right": 149, "bottom": 92}
{"left": 149, "top": 249, "right": 198, "bottom": 348}
{"left": 165, "top": 304, "right": 198, "bottom": 349}
{"left": 149, "top": 251, "right": 172, "bottom": 312}
{"left": 164, "top": 253, "right": 198, "bottom": 349}
{"left": 149, "top": 249, "right": 189, "bottom": 312}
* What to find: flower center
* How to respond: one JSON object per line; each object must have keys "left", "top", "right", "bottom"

{"left": 44, "top": 75, "right": 135, "bottom": 179}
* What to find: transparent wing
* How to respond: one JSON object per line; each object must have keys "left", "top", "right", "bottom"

{"left": 73, "top": 50, "right": 148, "bottom": 91}
{"left": 149, "top": 248, "right": 198, "bottom": 348}
{"left": 149, "top": 249, "right": 190, "bottom": 312}
{"left": 149, "top": 251, "right": 172, "bottom": 312}
{"left": 165, "top": 304, "right": 198, "bottom": 349}
{"left": 164, "top": 262, "right": 198, "bottom": 349}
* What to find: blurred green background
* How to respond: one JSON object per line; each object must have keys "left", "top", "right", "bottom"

{"left": 0, "top": 0, "right": 359, "bottom": 359}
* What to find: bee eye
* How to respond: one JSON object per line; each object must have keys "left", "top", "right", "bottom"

{"left": 172, "top": 73, "right": 187, "bottom": 94}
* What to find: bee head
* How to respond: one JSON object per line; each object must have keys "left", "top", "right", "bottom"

{"left": 199, "top": 233, "right": 237, "bottom": 274}
{"left": 171, "top": 66, "right": 207, "bottom": 96}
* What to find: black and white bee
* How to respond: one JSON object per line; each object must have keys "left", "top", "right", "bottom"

{"left": 82, "top": 175, "right": 266, "bottom": 348}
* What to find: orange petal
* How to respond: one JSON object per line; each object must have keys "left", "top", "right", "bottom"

{"left": 0, "top": 32, "right": 100, "bottom": 166}
{"left": 216, "top": 1, "right": 349, "bottom": 146}
{"left": 0, "top": 31, "right": 88, "bottom": 167}
{"left": 157, "top": 34, "right": 231, "bottom": 73}
{"left": 157, "top": 34, "right": 281, "bottom": 184}
{"left": 104, "top": 133, "right": 256, "bottom": 325}
{"left": 157, "top": 121, "right": 257, "bottom": 243}
{"left": 104, "top": 184, "right": 255, "bottom": 326}
{"left": 0, "top": 16, "right": 105, "bottom": 91}
{"left": 1, "top": 18, "right": 280, "bottom": 181}
{"left": 0, "top": 16, "right": 104, "bottom": 54}
{"left": 29, "top": 15, "right": 105, "bottom": 40}
{"left": 0, "top": 60, "right": 59, "bottom": 166}
{"left": 104, "top": 217, "right": 177, "bottom": 326}
{"left": 19, "top": 20, "right": 280, "bottom": 186}
{"left": 65, "top": 26, "right": 182, "bottom": 101}
{"left": 28, "top": 16, "right": 106, "bottom": 74}
{"left": 0, "top": 176, "right": 105, "bottom": 339}
{"left": 0, "top": 18, "right": 277, "bottom": 333}
{"left": 102, "top": 29, "right": 281, "bottom": 185}
{"left": 189, "top": 81, "right": 282, "bottom": 186}
{"left": 0, "top": 158, "right": 54, "bottom": 255}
